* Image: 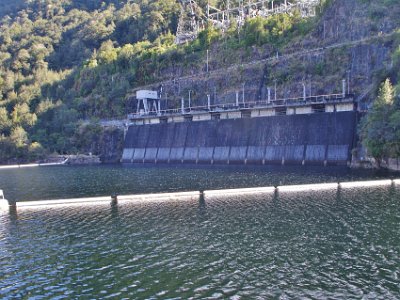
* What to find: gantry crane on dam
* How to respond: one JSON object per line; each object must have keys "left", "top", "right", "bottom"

{"left": 175, "top": 0, "right": 321, "bottom": 44}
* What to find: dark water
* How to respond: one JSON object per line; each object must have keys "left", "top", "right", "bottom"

{"left": 0, "top": 164, "right": 395, "bottom": 201}
{"left": 0, "top": 165, "right": 399, "bottom": 299}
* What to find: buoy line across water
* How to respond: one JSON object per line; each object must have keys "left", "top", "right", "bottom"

{"left": 0, "top": 179, "right": 398, "bottom": 211}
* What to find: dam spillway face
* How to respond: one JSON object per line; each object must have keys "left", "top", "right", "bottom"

{"left": 122, "top": 112, "right": 356, "bottom": 166}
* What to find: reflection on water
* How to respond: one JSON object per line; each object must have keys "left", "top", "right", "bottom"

{"left": 0, "top": 164, "right": 396, "bottom": 201}
{"left": 1, "top": 185, "right": 399, "bottom": 299}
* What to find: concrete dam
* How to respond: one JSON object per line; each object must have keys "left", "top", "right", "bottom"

{"left": 122, "top": 107, "right": 357, "bottom": 166}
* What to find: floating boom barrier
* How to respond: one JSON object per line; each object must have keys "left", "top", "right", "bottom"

{"left": 0, "top": 159, "right": 68, "bottom": 170}
{"left": 0, "top": 191, "right": 200, "bottom": 210}
{"left": 1, "top": 179, "right": 399, "bottom": 211}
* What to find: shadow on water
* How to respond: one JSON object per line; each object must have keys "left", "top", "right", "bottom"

{"left": 336, "top": 184, "right": 342, "bottom": 203}
{"left": 110, "top": 201, "right": 120, "bottom": 223}
{"left": 6, "top": 205, "right": 18, "bottom": 223}
{"left": 197, "top": 191, "right": 208, "bottom": 223}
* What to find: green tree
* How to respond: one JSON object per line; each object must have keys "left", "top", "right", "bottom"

{"left": 0, "top": 107, "right": 11, "bottom": 133}
{"left": 36, "top": 99, "right": 55, "bottom": 115}
{"left": 360, "top": 79, "right": 395, "bottom": 161}
{"left": 197, "top": 25, "right": 221, "bottom": 49}
{"left": 10, "top": 126, "right": 28, "bottom": 147}
{"left": 388, "top": 109, "right": 400, "bottom": 157}
{"left": 241, "top": 17, "right": 269, "bottom": 46}
{"left": 11, "top": 103, "right": 38, "bottom": 127}
{"left": 12, "top": 49, "right": 31, "bottom": 73}
{"left": 98, "top": 40, "right": 118, "bottom": 64}
{"left": 28, "top": 141, "right": 47, "bottom": 160}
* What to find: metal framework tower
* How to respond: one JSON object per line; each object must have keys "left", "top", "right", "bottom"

{"left": 175, "top": 0, "right": 205, "bottom": 44}
{"left": 207, "top": 0, "right": 320, "bottom": 29}
{"left": 175, "top": 0, "right": 321, "bottom": 44}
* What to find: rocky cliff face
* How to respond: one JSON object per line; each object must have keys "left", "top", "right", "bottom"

{"left": 315, "top": 0, "right": 398, "bottom": 43}
{"left": 78, "top": 126, "right": 124, "bottom": 163}
{"left": 98, "top": 127, "right": 124, "bottom": 163}
{"left": 131, "top": 0, "right": 399, "bottom": 109}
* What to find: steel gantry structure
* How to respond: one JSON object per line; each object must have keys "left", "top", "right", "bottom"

{"left": 175, "top": 0, "right": 321, "bottom": 44}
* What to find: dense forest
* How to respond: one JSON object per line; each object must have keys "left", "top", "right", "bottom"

{"left": 0, "top": 0, "right": 399, "bottom": 164}
{"left": 0, "top": 0, "right": 315, "bottom": 162}
{"left": 0, "top": 0, "right": 182, "bottom": 161}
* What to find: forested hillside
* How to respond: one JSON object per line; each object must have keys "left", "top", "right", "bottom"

{"left": 0, "top": 0, "right": 399, "bottom": 164}
{"left": 0, "top": 0, "right": 314, "bottom": 162}
{"left": 0, "top": 0, "right": 181, "bottom": 161}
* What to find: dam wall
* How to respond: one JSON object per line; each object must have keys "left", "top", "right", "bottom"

{"left": 122, "top": 111, "right": 357, "bottom": 165}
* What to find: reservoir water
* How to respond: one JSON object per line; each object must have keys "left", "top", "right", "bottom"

{"left": 0, "top": 165, "right": 399, "bottom": 298}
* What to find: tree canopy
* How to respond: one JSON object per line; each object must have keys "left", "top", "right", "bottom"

{"left": 0, "top": 0, "right": 181, "bottom": 162}
{"left": 360, "top": 79, "right": 400, "bottom": 161}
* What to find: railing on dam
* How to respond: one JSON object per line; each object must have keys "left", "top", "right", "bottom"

{"left": 127, "top": 93, "right": 355, "bottom": 121}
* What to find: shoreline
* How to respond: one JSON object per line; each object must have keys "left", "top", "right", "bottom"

{"left": 0, "top": 154, "right": 101, "bottom": 169}
{"left": 1, "top": 157, "right": 399, "bottom": 172}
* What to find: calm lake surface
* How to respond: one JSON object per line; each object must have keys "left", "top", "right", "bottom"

{"left": 0, "top": 165, "right": 399, "bottom": 299}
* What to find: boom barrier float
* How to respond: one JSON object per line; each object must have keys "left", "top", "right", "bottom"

{"left": 1, "top": 179, "right": 398, "bottom": 213}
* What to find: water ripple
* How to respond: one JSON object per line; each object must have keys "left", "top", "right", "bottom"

{"left": 0, "top": 186, "right": 400, "bottom": 298}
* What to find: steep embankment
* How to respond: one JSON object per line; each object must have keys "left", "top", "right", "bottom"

{"left": 131, "top": 0, "right": 400, "bottom": 109}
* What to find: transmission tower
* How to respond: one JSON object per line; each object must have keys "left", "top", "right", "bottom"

{"left": 176, "top": 0, "right": 321, "bottom": 44}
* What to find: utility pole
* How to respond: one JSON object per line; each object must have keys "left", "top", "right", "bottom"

{"left": 188, "top": 90, "right": 192, "bottom": 111}
{"left": 242, "top": 83, "right": 245, "bottom": 105}
{"left": 347, "top": 70, "right": 350, "bottom": 95}
{"left": 342, "top": 79, "right": 346, "bottom": 98}
{"left": 206, "top": 49, "right": 209, "bottom": 73}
